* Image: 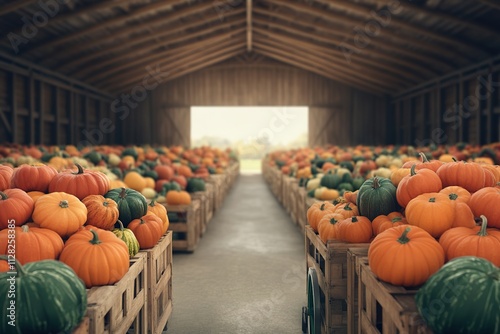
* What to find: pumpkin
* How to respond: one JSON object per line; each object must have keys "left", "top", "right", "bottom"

{"left": 124, "top": 171, "right": 146, "bottom": 191}
{"left": 171, "top": 175, "right": 187, "bottom": 189}
{"left": 59, "top": 228, "right": 129, "bottom": 287}
{"left": 141, "top": 187, "right": 157, "bottom": 199}
{"left": 415, "top": 257, "right": 500, "bottom": 334}
{"left": 0, "top": 260, "right": 8, "bottom": 272}
{"left": 27, "top": 191, "right": 45, "bottom": 204}
{"left": 334, "top": 202, "right": 359, "bottom": 219}
{"left": 438, "top": 186, "right": 475, "bottom": 228}
{"left": 82, "top": 195, "right": 119, "bottom": 230}
{"left": 32, "top": 192, "right": 87, "bottom": 238}
{"left": 396, "top": 164, "right": 442, "bottom": 208}
{"left": 402, "top": 152, "right": 443, "bottom": 172}
{"left": 357, "top": 177, "right": 398, "bottom": 220}
{"left": 317, "top": 213, "right": 343, "bottom": 243}
{"left": 314, "top": 187, "right": 340, "bottom": 201}
{"left": 48, "top": 164, "right": 110, "bottom": 200}
{"left": 436, "top": 160, "right": 486, "bottom": 193}
{"left": 320, "top": 173, "right": 341, "bottom": 189}
{"left": 0, "top": 257, "right": 87, "bottom": 334}
{"left": 186, "top": 178, "right": 206, "bottom": 193}
{"left": 307, "top": 201, "right": 336, "bottom": 232}
{"left": 11, "top": 164, "right": 58, "bottom": 192}
{"left": 368, "top": 225, "right": 445, "bottom": 286}
{"left": 109, "top": 179, "right": 128, "bottom": 189}
{"left": 483, "top": 168, "right": 497, "bottom": 187}
{"left": 112, "top": 220, "right": 140, "bottom": 257}
{"left": 336, "top": 216, "right": 372, "bottom": 243}
{"left": 0, "top": 165, "right": 13, "bottom": 191}
{"left": 155, "top": 165, "right": 174, "bottom": 180}
{"left": 128, "top": 215, "right": 164, "bottom": 249}
{"left": 390, "top": 168, "right": 410, "bottom": 187}
{"left": 0, "top": 225, "right": 64, "bottom": 264}
{"left": 104, "top": 187, "right": 148, "bottom": 226}
{"left": 177, "top": 165, "right": 193, "bottom": 178}
{"left": 343, "top": 190, "right": 358, "bottom": 205}
{"left": 372, "top": 212, "right": 407, "bottom": 235}
{"left": 0, "top": 189, "right": 34, "bottom": 229}
{"left": 166, "top": 190, "right": 192, "bottom": 206}
{"left": 405, "top": 193, "right": 454, "bottom": 238}
{"left": 147, "top": 200, "right": 168, "bottom": 233}
{"left": 481, "top": 164, "right": 500, "bottom": 183}
{"left": 469, "top": 187, "right": 500, "bottom": 228}
{"left": 439, "top": 215, "right": 500, "bottom": 266}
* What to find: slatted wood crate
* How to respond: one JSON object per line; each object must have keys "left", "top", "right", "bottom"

{"left": 190, "top": 190, "right": 210, "bottom": 237}
{"left": 358, "top": 258, "right": 431, "bottom": 334}
{"left": 346, "top": 248, "right": 369, "bottom": 334}
{"left": 305, "top": 226, "right": 370, "bottom": 334}
{"left": 297, "top": 187, "right": 307, "bottom": 232}
{"left": 289, "top": 178, "right": 299, "bottom": 225}
{"left": 166, "top": 200, "right": 201, "bottom": 252}
{"left": 204, "top": 183, "right": 214, "bottom": 225}
{"left": 86, "top": 252, "right": 147, "bottom": 334}
{"left": 72, "top": 317, "right": 89, "bottom": 334}
{"left": 208, "top": 175, "right": 224, "bottom": 212}
{"left": 141, "top": 232, "right": 173, "bottom": 334}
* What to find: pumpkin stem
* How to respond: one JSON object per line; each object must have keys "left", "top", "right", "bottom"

{"left": 419, "top": 152, "right": 429, "bottom": 163}
{"left": 119, "top": 187, "right": 127, "bottom": 198}
{"left": 428, "top": 197, "right": 436, "bottom": 203}
{"left": 452, "top": 157, "right": 458, "bottom": 162}
{"left": 116, "top": 220, "right": 125, "bottom": 231}
{"left": 73, "top": 163, "right": 84, "bottom": 175}
{"left": 330, "top": 218, "right": 338, "bottom": 225}
{"left": 410, "top": 164, "right": 417, "bottom": 176}
{"left": 391, "top": 217, "right": 402, "bottom": 223}
{"left": 59, "top": 200, "right": 69, "bottom": 208}
{"left": 372, "top": 177, "right": 380, "bottom": 189}
{"left": 0, "top": 255, "right": 25, "bottom": 276}
{"left": 448, "top": 193, "right": 458, "bottom": 201}
{"left": 0, "top": 191, "right": 7, "bottom": 200}
{"left": 21, "top": 225, "right": 29, "bottom": 233}
{"left": 320, "top": 203, "right": 326, "bottom": 210}
{"left": 149, "top": 199, "right": 156, "bottom": 207}
{"left": 89, "top": 229, "right": 102, "bottom": 244}
{"left": 351, "top": 216, "right": 358, "bottom": 223}
{"left": 477, "top": 215, "right": 489, "bottom": 237}
{"left": 397, "top": 227, "right": 411, "bottom": 244}
{"left": 343, "top": 203, "right": 352, "bottom": 211}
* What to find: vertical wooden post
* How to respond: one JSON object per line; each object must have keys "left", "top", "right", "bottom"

{"left": 486, "top": 69, "right": 493, "bottom": 144}
{"left": 70, "top": 89, "right": 75, "bottom": 144}
{"left": 55, "top": 86, "right": 60, "bottom": 145}
{"left": 39, "top": 82, "right": 45, "bottom": 144}
{"left": 476, "top": 77, "right": 483, "bottom": 145}
{"left": 10, "top": 73, "right": 17, "bottom": 143}
{"left": 29, "top": 70, "right": 35, "bottom": 145}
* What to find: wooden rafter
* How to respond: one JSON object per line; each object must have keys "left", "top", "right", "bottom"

{"left": 67, "top": 16, "right": 246, "bottom": 77}
{"left": 253, "top": 7, "right": 454, "bottom": 72}
{"left": 86, "top": 28, "right": 246, "bottom": 84}
{"left": 477, "top": 0, "right": 500, "bottom": 10}
{"left": 0, "top": 0, "right": 37, "bottom": 16}
{"left": 263, "top": 0, "right": 471, "bottom": 64}
{"left": 66, "top": 15, "right": 244, "bottom": 76}
{"left": 254, "top": 27, "right": 420, "bottom": 84}
{"left": 312, "top": 0, "right": 490, "bottom": 56}
{"left": 253, "top": 17, "right": 438, "bottom": 78}
{"left": 247, "top": 0, "right": 253, "bottom": 52}
{"left": 107, "top": 42, "right": 245, "bottom": 93}
{"left": 97, "top": 35, "right": 245, "bottom": 87}
{"left": 27, "top": 0, "right": 186, "bottom": 54}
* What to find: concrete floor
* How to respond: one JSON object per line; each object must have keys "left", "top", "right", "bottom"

{"left": 167, "top": 174, "right": 306, "bottom": 334}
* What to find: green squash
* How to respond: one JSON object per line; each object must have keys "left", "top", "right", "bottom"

{"left": 112, "top": 220, "right": 140, "bottom": 257}
{"left": 121, "top": 147, "right": 138, "bottom": 159}
{"left": 338, "top": 182, "right": 354, "bottom": 192}
{"left": 341, "top": 172, "right": 353, "bottom": 184}
{"left": 0, "top": 257, "right": 87, "bottom": 334}
{"left": 352, "top": 176, "right": 365, "bottom": 190}
{"left": 161, "top": 181, "right": 181, "bottom": 195}
{"left": 320, "top": 173, "right": 341, "bottom": 189}
{"left": 186, "top": 178, "right": 206, "bottom": 193}
{"left": 339, "top": 161, "right": 354, "bottom": 172}
{"left": 105, "top": 187, "right": 148, "bottom": 226}
{"left": 143, "top": 170, "right": 158, "bottom": 180}
{"left": 83, "top": 151, "right": 102, "bottom": 165}
{"left": 416, "top": 257, "right": 500, "bottom": 334}
{"left": 356, "top": 176, "right": 397, "bottom": 220}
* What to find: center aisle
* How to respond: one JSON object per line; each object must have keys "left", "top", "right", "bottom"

{"left": 167, "top": 174, "right": 306, "bottom": 334}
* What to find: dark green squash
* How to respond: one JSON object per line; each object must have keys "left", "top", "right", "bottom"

{"left": 121, "top": 147, "right": 138, "bottom": 159}
{"left": 0, "top": 257, "right": 87, "bottom": 334}
{"left": 186, "top": 178, "right": 206, "bottom": 193}
{"left": 356, "top": 176, "right": 397, "bottom": 220}
{"left": 83, "top": 151, "right": 102, "bottom": 165}
{"left": 416, "top": 256, "right": 500, "bottom": 334}
{"left": 320, "top": 173, "right": 341, "bottom": 189}
{"left": 105, "top": 187, "right": 148, "bottom": 226}
{"left": 352, "top": 176, "right": 365, "bottom": 190}
{"left": 161, "top": 181, "right": 181, "bottom": 195}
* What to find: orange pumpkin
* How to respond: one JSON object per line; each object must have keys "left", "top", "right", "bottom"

{"left": 27, "top": 191, "right": 45, "bottom": 204}
{"left": 372, "top": 212, "right": 407, "bottom": 235}
{"left": 128, "top": 214, "right": 164, "bottom": 249}
{"left": 0, "top": 165, "right": 13, "bottom": 191}
{"left": 147, "top": 200, "right": 168, "bottom": 233}
{"left": 390, "top": 168, "right": 410, "bottom": 187}
{"left": 82, "top": 195, "right": 119, "bottom": 230}
{"left": 439, "top": 215, "right": 500, "bottom": 266}
{"left": 405, "top": 193, "right": 454, "bottom": 238}
{"left": 0, "top": 189, "right": 34, "bottom": 229}
{"left": 436, "top": 160, "right": 486, "bottom": 193}
{"left": 59, "top": 228, "right": 129, "bottom": 288}
{"left": 0, "top": 225, "right": 64, "bottom": 264}
{"left": 317, "top": 213, "right": 343, "bottom": 243}
{"left": 124, "top": 171, "right": 146, "bottom": 192}
{"left": 177, "top": 165, "right": 193, "bottom": 178}
{"left": 368, "top": 225, "right": 445, "bottom": 286}
{"left": 336, "top": 216, "right": 372, "bottom": 243}
{"left": 11, "top": 164, "right": 58, "bottom": 192}
{"left": 402, "top": 152, "right": 443, "bottom": 172}
{"left": 32, "top": 192, "right": 87, "bottom": 238}
{"left": 396, "top": 165, "right": 443, "bottom": 208}
{"left": 343, "top": 191, "right": 358, "bottom": 205}
{"left": 307, "top": 201, "right": 336, "bottom": 232}
{"left": 49, "top": 164, "right": 110, "bottom": 200}
{"left": 155, "top": 165, "right": 174, "bottom": 181}
{"left": 334, "top": 202, "right": 359, "bottom": 219}
{"left": 439, "top": 186, "right": 475, "bottom": 228}
{"left": 0, "top": 260, "right": 9, "bottom": 272}
{"left": 166, "top": 190, "right": 191, "bottom": 206}
{"left": 469, "top": 187, "right": 500, "bottom": 228}
{"left": 481, "top": 164, "right": 500, "bottom": 183}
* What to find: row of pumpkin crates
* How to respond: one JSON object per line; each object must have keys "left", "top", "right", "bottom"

{"left": 72, "top": 161, "right": 240, "bottom": 334}
{"left": 262, "top": 163, "right": 430, "bottom": 334}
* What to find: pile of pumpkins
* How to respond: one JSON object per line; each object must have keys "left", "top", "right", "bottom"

{"left": 304, "top": 152, "right": 500, "bottom": 334}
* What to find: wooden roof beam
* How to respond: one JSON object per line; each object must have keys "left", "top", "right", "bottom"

{"left": 62, "top": 13, "right": 243, "bottom": 76}
{"left": 247, "top": 0, "right": 253, "bottom": 52}
{"left": 27, "top": 0, "right": 186, "bottom": 54}
{"left": 253, "top": 17, "right": 438, "bottom": 78}
{"left": 0, "top": 0, "right": 37, "bottom": 16}
{"left": 253, "top": 7, "right": 454, "bottom": 72}
{"left": 477, "top": 0, "right": 500, "bottom": 10}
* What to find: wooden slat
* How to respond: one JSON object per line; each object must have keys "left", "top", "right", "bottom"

{"left": 247, "top": 0, "right": 253, "bottom": 52}
{"left": 27, "top": 0, "right": 186, "bottom": 53}
{"left": 60, "top": 8, "right": 244, "bottom": 73}
{"left": 10, "top": 73, "right": 17, "bottom": 143}
{"left": 0, "top": 0, "right": 37, "bottom": 16}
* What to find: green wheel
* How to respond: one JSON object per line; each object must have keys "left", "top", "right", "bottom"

{"left": 307, "top": 267, "right": 321, "bottom": 334}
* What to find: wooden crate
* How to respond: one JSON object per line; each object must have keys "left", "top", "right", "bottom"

{"left": 141, "top": 232, "right": 173, "bottom": 334}
{"left": 166, "top": 200, "right": 201, "bottom": 252}
{"left": 72, "top": 317, "right": 89, "bottom": 334}
{"left": 297, "top": 187, "right": 307, "bottom": 232}
{"left": 305, "top": 226, "right": 370, "bottom": 334}
{"left": 289, "top": 179, "right": 299, "bottom": 224}
{"left": 358, "top": 259, "right": 431, "bottom": 334}
{"left": 346, "top": 248, "right": 369, "bottom": 334}
{"left": 204, "top": 183, "right": 214, "bottom": 224}
{"left": 271, "top": 168, "right": 283, "bottom": 202}
{"left": 190, "top": 190, "right": 210, "bottom": 237}
{"left": 208, "top": 175, "right": 224, "bottom": 212}
{"left": 86, "top": 253, "right": 147, "bottom": 334}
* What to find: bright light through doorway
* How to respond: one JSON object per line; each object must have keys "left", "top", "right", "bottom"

{"left": 191, "top": 106, "right": 308, "bottom": 173}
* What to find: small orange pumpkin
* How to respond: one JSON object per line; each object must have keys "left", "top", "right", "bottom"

{"left": 307, "top": 201, "right": 336, "bottom": 232}
{"left": 317, "top": 213, "right": 343, "bottom": 243}
{"left": 469, "top": 187, "right": 500, "bottom": 229}
{"left": 334, "top": 202, "right": 359, "bottom": 219}
{"left": 372, "top": 212, "right": 407, "bottom": 235}
{"left": 0, "top": 189, "right": 34, "bottom": 229}
{"left": 336, "top": 216, "right": 372, "bottom": 243}
{"left": 82, "top": 195, "right": 119, "bottom": 230}
{"left": 166, "top": 190, "right": 191, "bottom": 206}
{"left": 147, "top": 200, "right": 168, "bottom": 233}
{"left": 396, "top": 164, "right": 443, "bottom": 208}
{"left": 439, "top": 186, "right": 475, "bottom": 228}
{"left": 405, "top": 193, "right": 454, "bottom": 238}
{"left": 128, "top": 214, "right": 164, "bottom": 249}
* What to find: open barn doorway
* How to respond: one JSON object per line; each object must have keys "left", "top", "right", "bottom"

{"left": 191, "top": 106, "right": 308, "bottom": 173}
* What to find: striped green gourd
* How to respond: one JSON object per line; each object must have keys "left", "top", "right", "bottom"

{"left": 0, "top": 256, "right": 87, "bottom": 334}
{"left": 416, "top": 256, "right": 500, "bottom": 334}
{"left": 356, "top": 176, "right": 397, "bottom": 220}
{"left": 112, "top": 220, "right": 140, "bottom": 257}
